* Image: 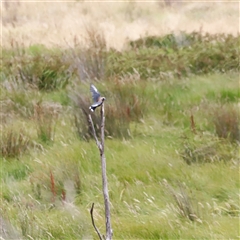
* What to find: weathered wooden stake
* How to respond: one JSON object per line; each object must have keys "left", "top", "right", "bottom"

{"left": 88, "top": 103, "right": 112, "bottom": 240}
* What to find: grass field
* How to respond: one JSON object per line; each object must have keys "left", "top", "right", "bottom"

{"left": 1, "top": 1, "right": 240, "bottom": 240}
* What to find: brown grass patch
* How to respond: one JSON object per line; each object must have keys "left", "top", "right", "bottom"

{"left": 2, "top": 2, "right": 239, "bottom": 50}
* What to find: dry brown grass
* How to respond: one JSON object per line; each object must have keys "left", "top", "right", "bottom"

{"left": 213, "top": 105, "right": 239, "bottom": 142}
{"left": 1, "top": 1, "right": 239, "bottom": 50}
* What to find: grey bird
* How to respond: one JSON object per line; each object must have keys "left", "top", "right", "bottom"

{"left": 89, "top": 84, "right": 105, "bottom": 112}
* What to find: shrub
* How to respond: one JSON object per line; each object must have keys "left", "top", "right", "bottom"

{"left": 18, "top": 54, "right": 70, "bottom": 91}
{"left": 213, "top": 105, "right": 239, "bottom": 142}
{"left": 71, "top": 79, "right": 148, "bottom": 139}
{"left": 3, "top": 46, "right": 71, "bottom": 91}
{"left": 107, "top": 32, "right": 239, "bottom": 79}
{"left": 104, "top": 78, "right": 148, "bottom": 138}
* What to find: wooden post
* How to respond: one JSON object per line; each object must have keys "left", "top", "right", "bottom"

{"left": 88, "top": 103, "right": 112, "bottom": 240}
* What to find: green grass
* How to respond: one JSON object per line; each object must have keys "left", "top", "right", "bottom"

{"left": 1, "top": 33, "right": 239, "bottom": 239}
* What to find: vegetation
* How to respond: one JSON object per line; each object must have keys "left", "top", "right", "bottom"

{"left": 1, "top": 2, "right": 239, "bottom": 239}
{"left": 109, "top": 32, "right": 239, "bottom": 79}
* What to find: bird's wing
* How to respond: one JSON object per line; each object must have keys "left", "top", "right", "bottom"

{"left": 91, "top": 102, "right": 102, "bottom": 108}
{"left": 90, "top": 84, "right": 101, "bottom": 102}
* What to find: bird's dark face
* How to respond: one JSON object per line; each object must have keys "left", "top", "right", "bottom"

{"left": 99, "top": 97, "right": 105, "bottom": 103}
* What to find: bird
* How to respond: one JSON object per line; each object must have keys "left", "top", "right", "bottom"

{"left": 89, "top": 84, "right": 105, "bottom": 112}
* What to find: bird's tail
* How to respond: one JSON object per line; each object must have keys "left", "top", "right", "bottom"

{"left": 89, "top": 106, "right": 95, "bottom": 112}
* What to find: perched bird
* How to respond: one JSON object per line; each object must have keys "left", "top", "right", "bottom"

{"left": 89, "top": 84, "right": 105, "bottom": 112}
